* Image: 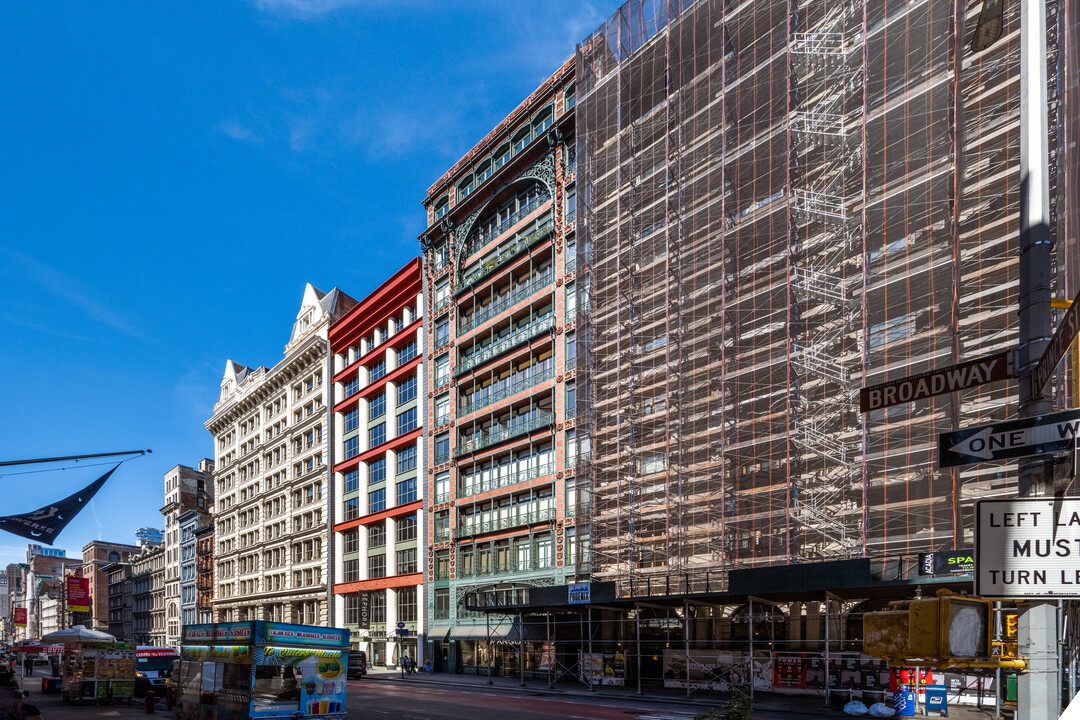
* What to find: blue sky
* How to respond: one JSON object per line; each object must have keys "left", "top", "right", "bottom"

{"left": 0, "top": 0, "right": 605, "bottom": 570}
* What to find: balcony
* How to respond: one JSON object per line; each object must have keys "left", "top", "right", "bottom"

{"left": 434, "top": 529, "right": 451, "bottom": 543}
{"left": 457, "top": 559, "right": 555, "bottom": 578}
{"left": 457, "top": 361, "right": 555, "bottom": 418}
{"left": 434, "top": 334, "right": 451, "bottom": 352}
{"left": 456, "top": 210, "right": 554, "bottom": 293}
{"left": 565, "top": 253, "right": 576, "bottom": 274}
{"left": 458, "top": 267, "right": 554, "bottom": 335}
{"left": 434, "top": 451, "right": 450, "bottom": 466}
{"left": 458, "top": 460, "right": 555, "bottom": 499}
{"left": 454, "top": 507, "right": 556, "bottom": 539}
{"left": 456, "top": 410, "right": 553, "bottom": 457}
{"left": 456, "top": 312, "right": 555, "bottom": 376}
{"left": 434, "top": 295, "right": 452, "bottom": 314}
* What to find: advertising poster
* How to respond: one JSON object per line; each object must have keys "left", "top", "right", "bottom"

{"left": 772, "top": 653, "right": 807, "bottom": 689}
{"left": 601, "top": 651, "right": 625, "bottom": 686}
{"left": 258, "top": 623, "right": 348, "bottom": 649}
{"left": 663, "top": 650, "right": 749, "bottom": 692}
{"left": 580, "top": 653, "right": 604, "bottom": 685}
{"left": 255, "top": 647, "right": 347, "bottom": 717}
{"left": 752, "top": 651, "right": 772, "bottom": 691}
{"left": 67, "top": 577, "right": 90, "bottom": 613}
{"left": 539, "top": 643, "right": 555, "bottom": 672}
{"left": 358, "top": 591, "right": 370, "bottom": 630}
{"left": 13, "top": 608, "right": 26, "bottom": 627}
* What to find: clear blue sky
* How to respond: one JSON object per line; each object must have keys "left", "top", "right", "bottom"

{"left": 0, "top": 0, "right": 605, "bottom": 570}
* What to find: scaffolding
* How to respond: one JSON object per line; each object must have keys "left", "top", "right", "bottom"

{"left": 575, "top": 0, "right": 1079, "bottom": 597}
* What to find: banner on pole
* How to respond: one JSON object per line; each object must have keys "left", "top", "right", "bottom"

{"left": 67, "top": 576, "right": 90, "bottom": 612}
{"left": 13, "top": 608, "right": 26, "bottom": 627}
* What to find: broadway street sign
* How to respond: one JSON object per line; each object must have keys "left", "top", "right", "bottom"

{"left": 1032, "top": 287, "right": 1080, "bottom": 398}
{"left": 939, "top": 408, "right": 1080, "bottom": 468}
{"left": 860, "top": 351, "right": 1013, "bottom": 412}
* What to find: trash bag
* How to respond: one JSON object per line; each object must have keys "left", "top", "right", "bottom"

{"left": 869, "top": 702, "right": 895, "bottom": 717}
{"left": 844, "top": 700, "right": 870, "bottom": 716}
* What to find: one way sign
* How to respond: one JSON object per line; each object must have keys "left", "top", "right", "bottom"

{"left": 939, "top": 408, "right": 1080, "bottom": 468}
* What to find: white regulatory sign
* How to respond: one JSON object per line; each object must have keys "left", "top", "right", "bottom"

{"left": 976, "top": 497, "right": 1080, "bottom": 598}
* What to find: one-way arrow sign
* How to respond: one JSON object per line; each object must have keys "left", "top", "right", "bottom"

{"left": 939, "top": 408, "right": 1080, "bottom": 468}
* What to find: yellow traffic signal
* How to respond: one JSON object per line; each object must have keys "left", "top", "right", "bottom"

{"left": 1004, "top": 611, "right": 1018, "bottom": 640}
{"left": 908, "top": 595, "right": 993, "bottom": 659}
{"left": 863, "top": 593, "right": 995, "bottom": 663}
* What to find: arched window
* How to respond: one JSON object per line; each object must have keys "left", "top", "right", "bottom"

{"left": 109, "top": 551, "right": 120, "bottom": 561}
{"left": 433, "top": 196, "right": 449, "bottom": 222}
{"left": 493, "top": 143, "right": 511, "bottom": 171}
{"left": 532, "top": 106, "right": 553, "bottom": 137}
{"left": 458, "top": 173, "right": 475, "bottom": 200}
{"left": 512, "top": 127, "right": 531, "bottom": 154}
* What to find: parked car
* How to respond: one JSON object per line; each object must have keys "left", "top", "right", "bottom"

{"left": 347, "top": 650, "right": 367, "bottom": 679}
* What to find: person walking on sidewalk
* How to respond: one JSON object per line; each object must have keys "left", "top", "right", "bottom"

{"left": 21, "top": 658, "right": 31, "bottom": 679}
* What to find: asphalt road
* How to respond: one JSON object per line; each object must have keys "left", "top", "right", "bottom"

{"left": 345, "top": 680, "right": 706, "bottom": 720}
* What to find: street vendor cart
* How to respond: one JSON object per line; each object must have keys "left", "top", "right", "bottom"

{"left": 177, "top": 621, "right": 350, "bottom": 720}
{"left": 41, "top": 627, "right": 135, "bottom": 702}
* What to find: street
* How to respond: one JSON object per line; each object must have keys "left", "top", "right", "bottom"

{"left": 346, "top": 680, "right": 704, "bottom": 720}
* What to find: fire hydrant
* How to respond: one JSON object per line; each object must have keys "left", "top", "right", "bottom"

{"left": 145, "top": 690, "right": 157, "bottom": 713}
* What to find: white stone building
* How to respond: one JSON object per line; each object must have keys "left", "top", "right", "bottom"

{"left": 161, "top": 461, "right": 213, "bottom": 646}
{"left": 205, "top": 284, "right": 355, "bottom": 625}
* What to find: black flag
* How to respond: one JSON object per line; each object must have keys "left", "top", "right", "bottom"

{"left": 0, "top": 465, "right": 118, "bottom": 541}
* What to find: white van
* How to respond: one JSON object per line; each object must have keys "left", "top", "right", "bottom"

{"left": 135, "top": 646, "right": 179, "bottom": 696}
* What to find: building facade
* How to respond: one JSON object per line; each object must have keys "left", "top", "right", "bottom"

{"left": 103, "top": 561, "right": 133, "bottom": 642}
{"left": 418, "top": 59, "right": 578, "bottom": 673}
{"left": 193, "top": 524, "right": 214, "bottom": 624}
{"left": 178, "top": 510, "right": 205, "bottom": 631}
{"left": 131, "top": 544, "right": 162, "bottom": 646}
{"left": 205, "top": 284, "right": 356, "bottom": 625}
{"left": 81, "top": 541, "right": 139, "bottom": 633}
{"left": 161, "top": 461, "right": 213, "bottom": 647}
{"left": 329, "top": 258, "right": 425, "bottom": 667}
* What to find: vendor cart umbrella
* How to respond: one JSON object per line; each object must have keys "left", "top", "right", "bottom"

{"left": 41, "top": 627, "right": 115, "bottom": 644}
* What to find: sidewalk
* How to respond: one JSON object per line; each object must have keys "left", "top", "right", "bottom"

{"left": 5, "top": 668, "right": 160, "bottom": 720}
{"left": 363, "top": 667, "right": 1013, "bottom": 720}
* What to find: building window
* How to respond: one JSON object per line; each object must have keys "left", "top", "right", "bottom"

{"left": 397, "top": 340, "right": 417, "bottom": 365}
{"left": 368, "top": 524, "right": 386, "bottom": 548}
{"left": 370, "top": 360, "right": 386, "bottom": 383}
{"left": 397, "top": 586, "right": 417, "bottom": 622}
{"left": 343, "top": 498, "right": 360, "bottom": 521}
{"left": 433, "top": 197, "right": 449, "bottom": 221}
{"left": 369, "top": 423, "right": 386, "bottom": 448}
{"left": 395, "top": 548, "right": 417, "bottom": 575}
{"left": 396, "top": 446, "right": 417, "bottom": 475}
{"left": 434, "top": 394, "right": 450, "bottom": 425}
{"left": 368, "top": 554, "right": 386, "bottom": 579}
{"left": 370, "top": 458, "right": 386, "bottom": 485}
{"left": 434, "top": 433, "right": 450, "bottom": 464}
{"left": 566, "top": 382, "right": 576, "bottom": 418}
{"left": 395, "top": 514, "right": 417, "bottom": 543}
{"left": 566, "top": 333, "right": 575, "bottom": 365}
{"left": 397, "top": 376, "right": 417, "bottom": 406}
{"left": 344, "top": 594, "right": 359, "bottom": 625}
{"left": 370, "top": 394, "right": 386, "bottom": 420}
{"left": 344, "top": 436, "right": 360, "bottom": 460}
{"left": 396, "top": 477, "right": 417, "bottom": 505}
{"left": 343, "top": 559, "right": 359, "bottom": 583}
{"left": 435, "top": 472, "right": 451, "bottom": 501}
{"left": 344, "top": 470, "right": 359, "bottom": 494}
{"left": 369, "top": 487, "right": 386, "bottom": 513}
{"left": 371, "top": 590, "right": 386, "bottom": 624}
{"left": 344, "top": 409, "right": 359, "bottom": 433}
{"left": 342, "top": 529, "right": 358, "bottom": 554}
{"left": 434, "top": 319, "right": 450, "bottom": 349}
{"left": 435, "top": 355, "right": 450, "bottom": 386}
{"left": 397, "top": 407, "right": 417, "bottom": 435}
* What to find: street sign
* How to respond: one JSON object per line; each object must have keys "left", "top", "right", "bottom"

{"left": 976, "top": 497, "right": 1080, "bottom": 597}
{"left": 938, "top": 407, "right": 1080, "bottom": 468}
{"left": 396, "top": 621, "right": 405, "bottom": 629}
{"left": 394, "top": 628, "right": 410, "bottom": 636}
{"left": 860, "top": 351, "right": 1013, "bottom": 413}
{"left": 1032, "top": 287, "right": 1080, "bottom": 397}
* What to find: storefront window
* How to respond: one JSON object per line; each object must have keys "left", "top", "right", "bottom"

{"left": 251, "top": 665, "right": 301, "bottom": 714}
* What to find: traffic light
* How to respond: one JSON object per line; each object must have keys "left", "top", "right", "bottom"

{"left": 863, "top": 592, "right": 995, "bottom": 663}
{"left": 908, "top": 595, "right": 993, "bottom": 659}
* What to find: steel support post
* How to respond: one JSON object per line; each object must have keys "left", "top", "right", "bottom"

{"left": 519, "top": 611, "right": 525, "bottom": 687}
{"left": 635, "top": 607, "right": 642, "bottom": 695}
{"left": 749, "top": 597, "right": 755, "bottom": 702}
{"left": 684, "top": 601, "right": 691, "bottom": 698}
{"left": 1017, "top": 0, "right": 1059, "bottom": 717}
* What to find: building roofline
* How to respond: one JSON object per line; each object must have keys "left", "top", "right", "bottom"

{"left": 423, "top": 56, "right": 574, "bottom": 203}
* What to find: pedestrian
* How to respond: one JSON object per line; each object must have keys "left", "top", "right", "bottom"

{"left": 21, "top": 657, "right": 31, "bottom": 678}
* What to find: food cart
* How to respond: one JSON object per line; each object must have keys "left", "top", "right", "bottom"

{"left": 41, "top": 627, "right": 135, "bottom": 702}
{"left": 177, "top": 621, "right": 350, "bottom": 720}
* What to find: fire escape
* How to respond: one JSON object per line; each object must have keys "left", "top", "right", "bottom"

{"left": 790, "top": 1, "right": 864, "bottom": 558}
